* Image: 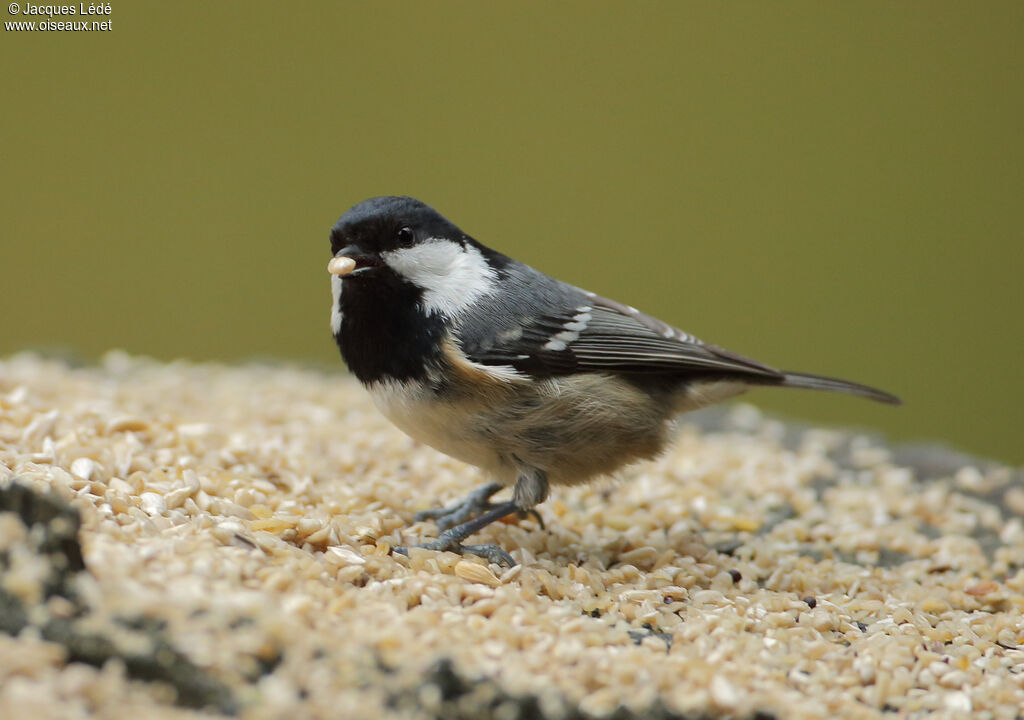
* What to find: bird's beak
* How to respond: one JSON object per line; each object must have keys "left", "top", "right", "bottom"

{"left": 328, "top": 245, "right": 380, "bottom": 276}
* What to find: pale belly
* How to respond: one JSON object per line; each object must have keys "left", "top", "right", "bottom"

{"left": 365, "top": 374, "right": 698, "bottom": 487}
{"left": 368, "top": 380, "right": 516, "bottom": 481}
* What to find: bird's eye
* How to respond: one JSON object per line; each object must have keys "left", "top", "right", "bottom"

{"left": 396, "top": 227, "right": 415, "bottom": 245}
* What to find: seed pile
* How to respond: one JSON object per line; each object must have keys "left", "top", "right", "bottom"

{"left": 1, "top": 352, "right": 1022, "bottom": 719}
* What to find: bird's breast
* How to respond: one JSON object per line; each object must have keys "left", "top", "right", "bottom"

{"left": 366, "top": 378, "right": 513, "bottom": 480}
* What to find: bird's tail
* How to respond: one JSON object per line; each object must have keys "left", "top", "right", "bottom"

{"left": 777, "top": 370, "right": 901, "bottom": 405}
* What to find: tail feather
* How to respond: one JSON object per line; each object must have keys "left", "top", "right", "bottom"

{"left": 777, "top": 371, "right": 901, "bottom": 406}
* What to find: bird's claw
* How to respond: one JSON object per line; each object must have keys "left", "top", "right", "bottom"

{"left": 399, "top": 492, "right": 521, "bottom": 567}
{"left": 393, "top": 539, "right": 515, "bottom": 568}
{"left": 461, "top": 544, "right": 516, "bottom": 567}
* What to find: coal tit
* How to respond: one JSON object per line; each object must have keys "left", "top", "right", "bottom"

{"left": 329, "top": 196, "right": 899, "bottom": 566}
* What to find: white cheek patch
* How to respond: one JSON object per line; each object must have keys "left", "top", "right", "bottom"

{"left": 330, "top": 274, "right": 343, "bottom": 334}
{"left": 382, "top": 239, "right": 496, "bottom": 316}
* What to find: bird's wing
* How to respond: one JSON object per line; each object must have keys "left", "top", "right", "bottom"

{"left": 458, "top": 272, "right": 784, "bottom": 382}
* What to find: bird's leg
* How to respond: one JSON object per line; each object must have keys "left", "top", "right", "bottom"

{"left": 396, "top": 470, "right": 549, "bottom": 567}
{"left": 414, "top": 481, "right": 504, "bottom": 531}
{"left": 512, "top": 467, "right": 549, "bottom": 510}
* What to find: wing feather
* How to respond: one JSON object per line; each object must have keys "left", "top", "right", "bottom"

{"left": 459, "top": 278, "right": 783, "bottom": 382}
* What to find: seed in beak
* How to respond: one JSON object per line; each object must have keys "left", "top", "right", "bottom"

{"left": 328, "top": 256, "right": 357, "bottom": 276}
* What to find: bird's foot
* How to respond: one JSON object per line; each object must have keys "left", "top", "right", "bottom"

{"left": 414, "top": 482, "right": 545, "bottom": 532}
{"left": 394, "top": 538, "right": 515, "bottom": 567}
{"left": 414, "top": 481, "right": 504, "bottom": 531}
{"left": 397, "top": 498, "right": 520, "bottom": 567}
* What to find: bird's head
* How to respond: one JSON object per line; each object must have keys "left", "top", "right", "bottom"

{"left": 328, "top": 196, "right": 502, "bottom": 319}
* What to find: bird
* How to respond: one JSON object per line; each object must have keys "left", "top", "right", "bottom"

{"left": 328, "top": 196, "right": 899, "bottom": 566}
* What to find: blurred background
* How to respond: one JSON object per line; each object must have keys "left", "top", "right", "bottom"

{"left": 1, "top": 2, "right": 1021, "bottom": 464}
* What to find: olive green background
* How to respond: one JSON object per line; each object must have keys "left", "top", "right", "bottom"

{"left": 2, "top": 3, "right": 1021, "bottom": 464}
